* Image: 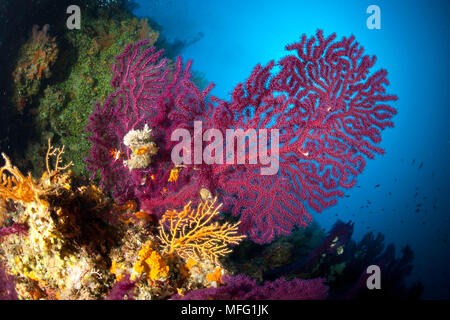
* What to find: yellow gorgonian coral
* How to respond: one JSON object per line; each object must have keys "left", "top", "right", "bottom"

{"left": 44, "top": 137, "right": 73, "bottom": 176}
{"left": 133, "top": 241, "right": 169, "bottom": 281}
{"left": 158, "top": 198, "right": 246, "bottom": 264}
{"left": 1, "top": 138, "right": 74, "bottom": 205}
{"left": 0, "top": 153, "right": 37, "bottom": 204}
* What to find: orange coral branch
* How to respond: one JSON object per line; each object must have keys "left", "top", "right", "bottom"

{"left": 158, "top": 198, "right": 246, "bottom": 264}
{"left": 0, "top": 153, "right": 37, "bottom": 203}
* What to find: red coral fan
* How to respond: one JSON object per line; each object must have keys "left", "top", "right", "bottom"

{"left": 172, "top": 274, "right": 328, "bottom": 300}
{"left": 86, "top": 39, "right": 211, "bottom": 212}
{"left": 87, "top": 30, "right": 397, "bottom": 244}
{"left": 208, "top": 31, "right": 397, "bottom": 243}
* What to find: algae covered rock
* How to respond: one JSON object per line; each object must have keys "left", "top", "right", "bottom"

{"left": 29, "top": 14, "right": 159, "bottom": 177}
{"left": 12, "top": 24, "right": 58, "bottom": 111}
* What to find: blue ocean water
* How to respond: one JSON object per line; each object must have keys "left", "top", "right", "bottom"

{"left": 133, "top": 0, "right": 450, "bottom": 298}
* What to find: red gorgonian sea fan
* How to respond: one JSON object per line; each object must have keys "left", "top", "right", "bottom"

{"left": 209, "top": 30, "right": 398, "bottom": 243}
{"left": 86, "top": 39, "right": 213, "bottom": 208}
{"left": 171, "top": 274, "right": 328, "bottom": 300}
{"left": 86, "top": 30, "right": 397, "bottom": 244}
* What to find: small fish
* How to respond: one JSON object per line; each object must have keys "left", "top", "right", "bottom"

{"left": 375, "top": 184, "right": 380, "bottom": 188}
{"left": 418, "top": 161, "right": 423, "bottom": 169}
{"left": 109, "top": 148, "right": 124, "bottom": 161}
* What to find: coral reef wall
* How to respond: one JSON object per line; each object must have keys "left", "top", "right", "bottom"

{"left": 86, "top": 30, "right": 397, "bottom": 244}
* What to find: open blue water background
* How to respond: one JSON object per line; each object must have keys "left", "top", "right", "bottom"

{"left": 133, "top": 0, "right": 450, "bottom": 298}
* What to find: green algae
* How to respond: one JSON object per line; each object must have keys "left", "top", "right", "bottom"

{"left": 29, "top": 14, "right": 159, "bottom": 176}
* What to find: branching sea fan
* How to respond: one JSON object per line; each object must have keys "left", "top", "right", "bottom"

{"left": 86, "top": 30, "right": 397, "bottom": 244}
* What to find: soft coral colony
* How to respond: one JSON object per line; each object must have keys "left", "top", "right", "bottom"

{"left": 0, "top": 30, "right": 397, "bottom": 300}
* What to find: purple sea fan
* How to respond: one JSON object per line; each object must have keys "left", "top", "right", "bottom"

{"left": 86, "top": 39, "right": 213, "bottom": 212}
{"left": 172, "top": 274, "right": 328, "bottom": 300}
{"left": 86, "top": 39, "right": 169, "bottom": 199}
{"left": 205, "top": 30, "right": 398, "bottom": 243}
